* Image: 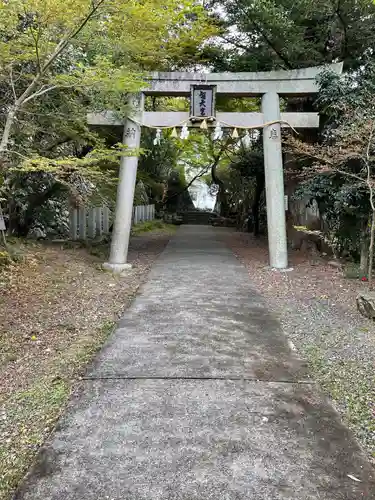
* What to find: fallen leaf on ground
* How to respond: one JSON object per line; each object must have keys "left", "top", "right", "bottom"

{"left": 347, "top": 474, "right": 361, "bottom": 482}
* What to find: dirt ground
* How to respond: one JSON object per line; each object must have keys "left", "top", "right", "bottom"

{"left": 226, "top": 231, "right": 375, "bottom": 463}
{"left": 0, "top": 229, "right": 173, "bottom": 500}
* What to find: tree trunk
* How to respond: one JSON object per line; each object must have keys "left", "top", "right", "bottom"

{"left": 0, "top": 107, "right": 17, "bottom": 153}
{"left": 360, "top": 218, "right": 369, "bottom": 275}
{"left": 0, "top": 78, "right": 42, "bottom": 155}
{"left": 360, "top": 237, "right": 368, "bottom": 275}
{"left": 217, "top": 188, "right": 229, "bottom": 217}
{"left": 368, "top": 210, "right": 375, "bottom": 288}
{"left": 211, "top": 159, "right": 229, "bottom": 217}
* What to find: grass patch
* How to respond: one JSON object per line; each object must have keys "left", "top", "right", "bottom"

{"left": 0, "top": 240, "right": 28, "bottom": 271}
{"left": 0, "top": 250, "right": 12, "bottom": 268}
{"left": 131, "top": 220, "right": 175, "bottom": 236}
{"left": 0, "top": 321, "right": 115, "bottom": 500}
{"left": 305, "top": 344, "right": 375, "bottom": 459}
{"left": 0, "top": 378, "right": 69, "bottom": 498}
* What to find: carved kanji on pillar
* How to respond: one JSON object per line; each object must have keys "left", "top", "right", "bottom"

{"left": 269, "top": 127, "right": 279, "bottom": 139}
{"left": 124, "top": 127, "right": 136, "bottom": 139}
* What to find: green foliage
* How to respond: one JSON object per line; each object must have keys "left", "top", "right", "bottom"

{"left": 215, "top": 96, "right": 260, "bottom": 112}
{"left": 165, "top": 168, "right": 195, "bottom": 213}
{"left": 137, "top": 130, "right": 181, "bottom": 204}
{"left": 290, "top": 62, "right": 375, "bottom": 258}
{"left": 211, "top": 137, "right": 266, "bottom": 229}
{"left": 0, "top": 0, "right": 214, "bottom": 115}
{"left": 133, "top": 180, "right": 149, "bottom": 206}
{"left": 0, "top": 250, "right": 11, "bottom": 268}
{"left": 0, "top": 240, "right": 26, "bottom": 270}
{"left": 201, "top": 0, "right": 375, "bottom": 235}
{"left": 293, "top": 175, "right": 369, "bottom": 256}
{"left": 1, "top": 146, "right": 125, "bottom": 237}
{"left": 3, "top": 171, "right": 70, "bottom": 237}
{"left": 144, "top": 97, "right": 190, "bottom": 112}
{"left": 205, "top": 0, "right": 375, "bottom": 71}
{"left": 0, "top": 0, "right": 215, "bottom": 236}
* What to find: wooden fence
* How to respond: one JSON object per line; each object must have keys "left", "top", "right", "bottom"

{"left": 133, "top": 204, "right": 155, "bottom": 224}
{"left": 69, "top": 204, "right": 155, "bottom": 240}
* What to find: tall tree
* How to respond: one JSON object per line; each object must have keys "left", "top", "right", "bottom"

{"left": 204, "top": 0, "right": 375, "bottom": 71}
{"left": 0, "top": 0, "right": 214, "bottom": 157}
{"left": 0, "top": 0, "right": 215, "bottom": 236}
{"left": 288, "top": 64, "right": 375, "bottom": 279}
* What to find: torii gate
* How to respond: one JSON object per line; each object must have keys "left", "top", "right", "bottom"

{"left": 88, "top": 63, "right": 343, "bottom": 272}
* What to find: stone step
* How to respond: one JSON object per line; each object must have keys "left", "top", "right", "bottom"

{"left": 179, "top": 211, "right": 213, "bottom": 225}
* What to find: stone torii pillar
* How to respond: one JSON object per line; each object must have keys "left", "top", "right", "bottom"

{"left": 103, "top": 95, "right": 144, "bottom": 272}
{"left": 262, "top": 92, "right": 288, "bottom": 269}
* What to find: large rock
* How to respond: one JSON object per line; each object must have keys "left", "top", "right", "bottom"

{"left": 356, "top": 292, "right": 375, "bottom": 319}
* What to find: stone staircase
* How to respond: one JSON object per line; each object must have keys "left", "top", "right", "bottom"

{"left": 180, "top": 210, "right": 214, "bottom": 225}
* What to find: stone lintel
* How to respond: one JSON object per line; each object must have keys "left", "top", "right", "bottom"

{"left": 144, "top": 63, "right": 343, "bottom": 96}
{"left": 87, "top": 111, "right": 319, "bottom": 129}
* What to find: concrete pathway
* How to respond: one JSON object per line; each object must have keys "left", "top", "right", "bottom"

{"left": 15, "top": 227, "right": 375, "bottom": 499}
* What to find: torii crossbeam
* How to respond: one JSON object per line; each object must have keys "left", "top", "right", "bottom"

{"left": 88, "top": 63, "right": 343, "bottom": 272}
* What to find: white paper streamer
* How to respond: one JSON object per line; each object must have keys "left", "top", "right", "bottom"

{"left": 153, "top": 128, "right": 162, "bottom": 145}
{"left": 241, "top": 130, "right": 252, "bottom": 149}
{"left": 213, "top": 122, "right": 223, "bottom": 141}
{"left": 180, "top": 124, "right": 190, "bottom": 140}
